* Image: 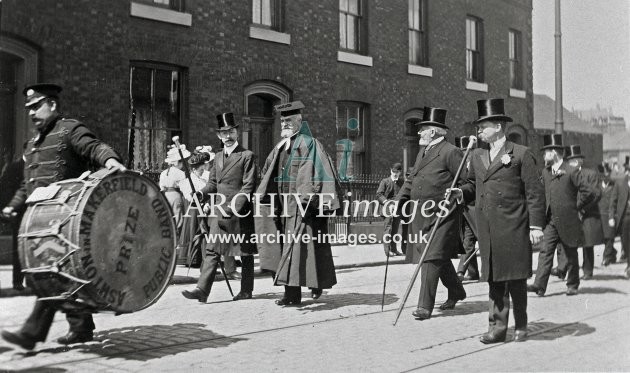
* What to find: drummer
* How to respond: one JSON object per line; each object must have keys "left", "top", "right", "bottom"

{"left": 1, "top": 83, "right": 126, "bottom": 350}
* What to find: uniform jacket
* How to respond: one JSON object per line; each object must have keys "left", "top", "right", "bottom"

{"left": 580, "top": 167, "right": 604, "bottom": 246}
{"left": 8, "top": 116, "right": 120, "bottom": 211}
{"left": 255, "top": 130, "right": 339, "bottom": 289}
{"left": 396, "top": 140, "right": 464, "bottom": 263}
{"left": 376, "top": 177, "right": 403, "bottom": 205}
{"left": 461, "top": 140, "right": 545, "bottom": 282}
{"left": 609, "top": 175, "right": 630, "bottom": 233}
{"left": 542, "top": 162, "right": 597, "bottom": 248}
{"left": 199, "top": 144, "right": 258, "bottom": 256}
{"left": 598, "top": 177, "right": 616, "bottom": 239}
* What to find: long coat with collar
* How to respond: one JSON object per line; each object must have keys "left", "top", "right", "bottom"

{"left": 542, "top": 162, "right": 597, "bottom": 248}
{"left": 461, "top": 141, "right": 545, "bottom": 282}
{"left": 609, "top": 175, "right": 630, "bottom": 233}
{"left": 598, "top": 177, "right": 616, "bottom": 239}
{"left": 396, "top": 140, "right": 464, "bottom": 264}
{"left": 255, "top": 131, "right": 340, "bottom": 289}
{"left": 199, "top": 144, "right": 258, "bottom": 256}
{"left": 376, "top": 176, "right": 404, "bottom": 205}
{"left": 580, "top": 167, "right": 604, "bottom": 246}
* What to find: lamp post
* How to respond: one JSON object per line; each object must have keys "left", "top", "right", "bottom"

{"left": 554, "top": 0, "right": 564, "bottom": 135}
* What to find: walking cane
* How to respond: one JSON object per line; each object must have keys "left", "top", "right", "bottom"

{"left": 462, "top": 246, "right": 480, "bottom": 268}
{"left": 393, "top": 136, "right": 476, "bottom": 326}
{"left": 381, "top": 250, "right": 390, "bottom": 312}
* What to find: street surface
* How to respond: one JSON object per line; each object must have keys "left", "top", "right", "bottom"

{"left": 0, "top": 244, "right": 629, "bottom": 372}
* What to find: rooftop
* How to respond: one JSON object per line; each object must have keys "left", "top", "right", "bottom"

{"left": 533, "top": 94, "right": 602, "bottom": 134}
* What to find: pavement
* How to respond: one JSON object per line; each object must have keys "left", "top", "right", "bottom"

{"left": 0, "top": 243, "right": 629, "bottom": 372}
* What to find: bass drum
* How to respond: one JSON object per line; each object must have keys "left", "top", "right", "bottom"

{"left": 18, "top": 169, "right": 177, "bottom": 314}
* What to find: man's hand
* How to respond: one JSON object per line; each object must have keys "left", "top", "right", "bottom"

{"left": 105, "top": 158, "right": 127, "bottom": 172}
{"left": 2, "top": 206, "right": 16, "bottom": 219}
{"left": 445, "top": 188, "right": 463, "bottom": 204}
{"left": 609, "top": 218, "right": 615, "bottom": 228}
{"left": 529, "top": 228, "right": 543, "bottom": 245}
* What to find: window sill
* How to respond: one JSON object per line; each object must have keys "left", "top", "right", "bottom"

{"left": 337, "top": 51, "right": 373, "bottom": 67}
{"left": 466, "top": 80, "right": 488, "bottom": 92}
{"left": 408, "top": 65, "right": 433, "bottom": 77}
{"left": 249, "top": 26, "right": 291, "bottom": 45}
{"left": 509, "top": 88, "right": 526, "bottom": 99}
{"left": 130, "top": 2, "right": 192, "bottom": 26}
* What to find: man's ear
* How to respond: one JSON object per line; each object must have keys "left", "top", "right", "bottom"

{"left": 50, "top": 100, "right": 57, "bottom": 112}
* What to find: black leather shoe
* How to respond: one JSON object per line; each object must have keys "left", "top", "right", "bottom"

{"left": 311, "top": 288, "right": 323, "bottom": 299}
{"left": 13, "top": 283, "right": 25, "bottom": 291}
{"left": 1, "top": 330, "right": 36, "bottom": 350}
{"left": 581, "top": 274, "right": 593, "bottom": 280}
{"left": 566, "top": 288, "right": 578, "bottom": 296}
{"left": 527, "top": 284, "right": 545, "bottom": 297}
{"left": 182, "top": 288, "right": 208, "bottom": 302}
{"left": 232, "top": 291, "right": 252, "bottom": 301}
{"left": 440, "top": 288, "right": 466, "bottom": 310}
{"left": 412, "top": 307, "right": 431, "bottom": 320}
{"left": 226, "top": 272, "right": 242, "bottom": 280}
{"left": 601, "top": 257, "right": 616, "bottom": 266}
{"left": 514, "top": 329, "right": 528, "bottom": 342}
{"left": 456, "top": 272, "right": 465, "bottom": 281}
{"left": 479, "top": 332, "right": 506, "bottom": 344}
{"left": 275, "top": 297, "right": 301, "bottom": 306}
{"left": 57, "top": 331, "right": 93, "bottom": 345}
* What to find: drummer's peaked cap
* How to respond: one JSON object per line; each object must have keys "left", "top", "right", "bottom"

{"left": 24, "top": 83, "right": 62, "bottom": 108}
{"left": 275, "top": 101, "right": 305, "bottom": 116}
{"left": 216, "top": 112, "right": 238, "bottom": 130}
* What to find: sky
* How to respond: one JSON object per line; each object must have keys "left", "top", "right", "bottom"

{"left": 532, "top": 0, "right": 630, "bottom": 122}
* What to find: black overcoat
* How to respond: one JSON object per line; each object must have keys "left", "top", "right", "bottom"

{"left": 580, "top": 167, "right": 604, "bottom": 246}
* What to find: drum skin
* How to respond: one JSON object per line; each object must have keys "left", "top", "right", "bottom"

{"left": 18, "top": 171, "right": 177, "bottom": 313}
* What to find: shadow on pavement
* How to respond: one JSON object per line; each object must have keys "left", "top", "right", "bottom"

{"left": 431, "top": 300, "right": 487, "bottom": 318}
{"left": 526, "top": 321, "right": 596, "bottom": 341}
{"left": 335, "top": 268, "right": 363, "bottom": 274}
{"left": 32, "top": 323, "right": 246, "bottom": 361}
{"left": 575, "top": 286, "right": 627, "bottom": 295}
{"left": 290, "top": 292, "right": 399, "bottom": 312}
{"left": 589, "top": 274, "right": 628, "bottom": 281}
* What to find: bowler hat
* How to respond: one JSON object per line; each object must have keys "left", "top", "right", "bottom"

{"left": 417, "top": 107, "right": 449, "bottom": 129}
{"left": 541, "top": 134, "right": 564, "bottom": 150}
{"left": 474, "top": 98, "right": 513, "bottom": 123}
{"left": 565, "top": 145, "right": 584, "bottom": 160}
{"left": 391, "top": 163, "right": 402, "bottom": 171}
{"left": 216, "top": 112, "right": 238, "bottom": 130}
{"left": 23, "top": 83, "right": 62, "bottom": 108}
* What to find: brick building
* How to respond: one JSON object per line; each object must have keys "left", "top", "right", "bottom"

{"left": 0, "top": 0, "right": 535, "bottom": 260}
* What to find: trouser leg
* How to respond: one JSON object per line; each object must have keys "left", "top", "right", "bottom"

{"left": 564, "top": 246, "right": 580, "bottom": 290}
{"left": 390, "top": 216, "right": 401, "bottom": 252}
{"left": 223, "top": 255, "right": 236, "bottom": 274}
{"left": 440, "top": 260, "right": 465, "bottom": 300}
{"left": 284, "top": 285, "right": 301, "bottom": 301}
{"left": 621, "top": 216, "right": 630, "bottom": 269}
{"left": 556, "top": 244, "right": 567, "bottom": 273}
{"left": 197, "top": 249, "right": 220, "bottom": 295}
{"left": 509, "top": 279, "right": 528, "bottom": 330}
{"left": 382, "top": 216, "right": 393, "bottom": 253}
{"left": 66, "top": 312, "right": 95, "bottom": 333}
{"left": 602, "top": 238, "right": 617, "bottom": 262}
{"left": 418, "top": 260, "right": 441, "bottom": 311}
{"left": 240, "top": 255, "right": 254, "bottom": 293}
{"left": 534, "top": 222, "right": 560, "bottom": 292}
{"left": 19, "top": 301, "right": 57, "bottom": 342}
{"left": 582, "top": 246, "right": 594, "bottom": 276}
{"left": 488, "top": 281, "right": 509, "bottom": 338}
{"left": 457, "top": 222, "right": 478, "bottom": 277}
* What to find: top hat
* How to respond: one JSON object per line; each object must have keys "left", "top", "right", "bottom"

{"left": 454, "top": 136, "right": 476, "bottom": 150}
{"left": 23, "top": 83, "right": 63, "bottom": 108}
{"left": 216, "top": 112, "right": 238, "bottom": 130}
{"left": 597, "top": 163, "right": 612, "bottom": 174}
{"left": 541, "top": 134, "right": 564, "bottom": 150}
{"left": 474, "top": 98, "right": 513, "bottom": 123}
{"left": 565, "top": 145, "right": 584, "bottom": 160}
{"left": 417, "top": 107, "right": 448, "bottom": 129}
{"left": 165, "top": 144, "right": 191, "bottom": 163}
{"left": 275, "top": 101, "right": 305, "bottom": 116}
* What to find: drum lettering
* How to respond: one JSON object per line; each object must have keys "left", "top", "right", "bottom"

{"left": 80, "top": 254, "right": 97, "bottom": 279}
{"left": 152, "top": 198, "right": 173, "bottom": 239}
{"left": 142, "top": 248, "right": 172, "bottom": 298}
{"left": 93, "top": 275, "right": 127, "bottom": 308}
{"left": 125, "top": 206, "right": 139, "bottom": 234}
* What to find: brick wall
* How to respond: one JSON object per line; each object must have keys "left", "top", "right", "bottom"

{"left": 1, "top": 0, "right": 533, "bottom": 173}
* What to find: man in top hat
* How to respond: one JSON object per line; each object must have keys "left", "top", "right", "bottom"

{"left": 527, "top": 135, "right": 596, "bottom": 297}
{"left": 608, "top": 164, "right": 630, "bottom": 278}
{"left": 598, "top": 163, "right": 618, "bottom": 266}
{"left": 395, "top": 106, "right": 467, "bottom": 320}
{"left": 454, "top": 136, "right": 480, "bottom": 282}
{"left": 451, "top": 98, "right": 545, "bottom": 343}
{"left": 377, "top": 162, "right": 406, "bottom": 256}
{"left": 1, "top": 83, "right": 126, "bottom": 350}
{"left": 564, "top": 145, "right": 603, "bottom": 280}
{"left": 182, "top": 112, "right": 258, "bottom": 302}
{"left": 255, "top": 100, "right": 339, "bottom": 305}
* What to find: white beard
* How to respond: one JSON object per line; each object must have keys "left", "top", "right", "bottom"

{"left": 281, "top": 128, "right": 296, "bottom": 138}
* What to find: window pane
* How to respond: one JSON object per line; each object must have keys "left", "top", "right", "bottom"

{"left": 132, "top": 67, "right": 152, "bottom": 130}
{"left": 252, "top": 0, "right": 261, "bottom": 24}
{"left": 261, "top": 0, "right": 272, "bottom": 26}
{"left": 408, "top": 0, "right": 414, "bottom": 27}
{"left": 340, "top": 13, "right": 347, "bottom": 49}
{"left": 414, "top": 0, "right": 421, "bottom": 29}
{"left": 340, "top": 0, "right": 348, "bottom": 12}
{"left": 155, "top": 69, "right": 179, "bottom": 129}
{"left": 348, "top": 0, "right": 359, "bottom": 14}
{"left": 347, "top": 15, "right": 357, "bottom": 50}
